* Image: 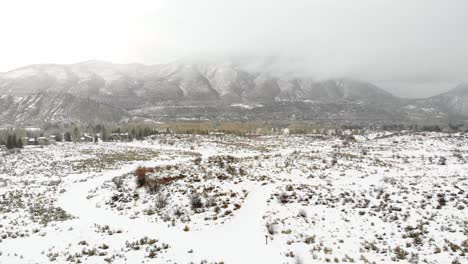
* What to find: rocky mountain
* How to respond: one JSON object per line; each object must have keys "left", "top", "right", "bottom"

{"left": 0, "top": 92, "right": 127, "bottom": 125}
{"left": 0, "top": 60, "right": 466, "bottom": 125}
{"left": 425, "top": 83, "right": 468, "bottom": 116}
{"left": 0, "top": 61, "right": 397, "bottom": 106}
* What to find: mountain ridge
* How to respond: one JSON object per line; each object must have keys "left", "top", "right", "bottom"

{"left": 0, "top": 92, "right": 127, "bottom": 126}
{"left": 0, "top": 61, "right": 467, "bottom": 125}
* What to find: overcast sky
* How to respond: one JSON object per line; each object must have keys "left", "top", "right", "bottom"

{"left": 0, "top": 0, "right": 467, "bottom": 96}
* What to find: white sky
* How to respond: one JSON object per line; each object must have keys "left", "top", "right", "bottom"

{"left": 0, "top": 0, "right": 467, "bottom": 94}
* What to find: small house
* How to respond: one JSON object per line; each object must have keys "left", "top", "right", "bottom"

{"left": 28, "top": 138, "right": 37, "bottom": 145}
{"left": 82, "top": 134, "right": 94, "bottom": 142}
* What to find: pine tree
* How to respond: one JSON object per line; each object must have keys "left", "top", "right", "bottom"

{"left": 54, "top": 133, "right": 63, "bottom": 142}
{"left": 6, "top": 135, "right": 14, "bottom": 149}
{"left": 16, "top": 137, "right": 23, "bottom": 148}
{"left": 64, "top": 132, "right": 72, "bottom": 142}
{"left": 73, "top": 127, "right": 80, "bottom": 142}
{"left": 101, "top": 126, "right": 109, "bottom": 142}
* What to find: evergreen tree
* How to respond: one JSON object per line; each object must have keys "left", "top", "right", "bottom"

{"left": 54, "top": 133, "right": 63, "bottom": 142}
{"left": 73, "top": 127, "right": 80, "bottom": 142}
{"left": 101, "top": 126, "right": 109, "bottom": 142}
{"left": 6, "top": 135, "right": 14, "bottom": 149}
{"left": 16, "top": 137, "right": 23, "bottom": 148}
{"left": 5, "top": 134, "right": 22, "bottom": 149}
{"left": 64, "top": 132, "right": 72, "bottom": 142}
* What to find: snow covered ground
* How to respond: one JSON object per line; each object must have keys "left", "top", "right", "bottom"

{"left": 0, "top": 132, "right": 467, "bottom": 264}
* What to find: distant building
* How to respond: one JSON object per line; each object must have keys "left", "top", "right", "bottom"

{"left": 209, "top": 132, "right": 225, "bottom": 138}
{"left": 28, "top": 138, "right": 36, "bottom": 145}
{"left": 81, "top": 134, "right": 94, "bottom": 142}
{"left": 109, "top": 133, "right": 130, "bottom": 141}
{"left": 37, "top": 137, "right": 49, "bottom": 145}
{"left": 25, "top": 127, "right": 41, "bottom": 132}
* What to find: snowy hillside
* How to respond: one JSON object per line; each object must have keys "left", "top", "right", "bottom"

{"left": 1, "top": 61, "right": 467, "bottom": 124}
{"left": 0, "top": 61, "right": 398, "bottom": 107}
{"left": 0, "top": 92, "right": 127, "bottom": 125}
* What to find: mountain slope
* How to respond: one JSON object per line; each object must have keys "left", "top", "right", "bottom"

{"left": 1, "top": 60, "right": 465, "bottom": 124}
{"left": 0, "top": 61, "right": 398, "bottom": 107}
{"left": 425, "top": 83, "right": 468, "bottom": 116}
{"left": 0, "top": 92, "right": 127, "bottom": 125}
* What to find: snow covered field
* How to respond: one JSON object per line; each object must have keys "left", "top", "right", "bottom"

{"left": 0, "top": 132, "right": 467, "bottom": 264}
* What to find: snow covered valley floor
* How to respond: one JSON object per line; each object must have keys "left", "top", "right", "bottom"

{"left": 0, "top": 132, "right": 467, "bottom": 264}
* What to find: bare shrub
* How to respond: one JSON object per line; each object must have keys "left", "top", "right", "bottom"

{"left": 438, "top": 156, "right": 447, "bottom": 165}
{"left": 226, "top": 165, "right": 236, "bottom": 175}
{"left": 112, "top": 176, "right": 124, "bottom": 189}
{"left": 298, "top": 209, "right": 307, "bottom": 218}
{"left": 266, "top": 222, "right": 276, "bottom": 235}
{"left": 155, "top": 193, "right": 169, "bottom": 209}
{"left": 173, "top": 207, "right": 184, "bottom": 218}
{"left": 394, "top": 246, "right": 408, "bottom": 260}
{"left": 136, "top": 175, "right": 146, "bottom": 188}
{"left": 205, "top": 196, "right": 217, "bottom": 207}
{"left": 146, "top": 180, "right": 161, "bottom": 194}
{"left": 437, "top": 193, "right": 446, "bottom": 209}
{"left": 239, "top": 167, "right": 247, "bottom": 176}
{"left": 189, "top": 193, "right": 203, "bottom": 210}
{"left": 278, "top": 192, "right": 289, "bottom": 204}
{"left": 304, "top": 235, "right": 315, "bottom": 244}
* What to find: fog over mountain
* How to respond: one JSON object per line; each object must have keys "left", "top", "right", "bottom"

{"left": 0, "top": 0, "right": 467, "bottom": 125}
{"left": 1, "top": 0, "right": 467, "bottom": 97}
{"left": 375, "top": 81, "right": 460, "bottom": 99}
{"left": 1, "top": 60, "right": 468, "bottom": 125}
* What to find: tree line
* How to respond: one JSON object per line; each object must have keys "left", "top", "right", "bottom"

{"left": 3, "top": 134, "right": 23, "bottom": 149}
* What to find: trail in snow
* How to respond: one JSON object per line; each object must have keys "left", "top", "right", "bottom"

{"left": 56, "top": 160, "right": 283, "bottom": 263}
{"left": 1, "top": 153, "right": 285, "bottom": 264}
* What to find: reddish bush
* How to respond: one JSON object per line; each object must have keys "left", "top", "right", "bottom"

{"left": 156, "top": 175, "right": 185, "bottom": 185}
{"left": 135, "top": 166, "right": 185, "bottom": 189}
{"left": 135, "top": 166, "right": 155, "bottom": 188}
{"left": 135, "top": 167, "right": 147, "bottom": 178}
{"left": 135, "top": 167, "right": 155, "bottom": 177}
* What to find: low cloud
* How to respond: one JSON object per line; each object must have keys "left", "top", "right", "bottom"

{"left": 1, "top": 0, "right": 467, "bottom": 95}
